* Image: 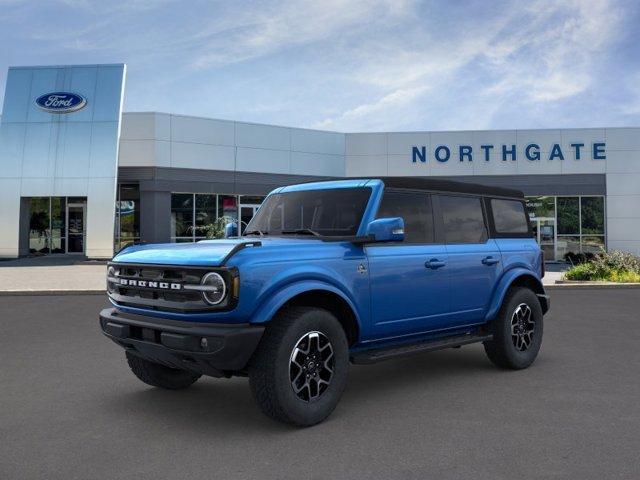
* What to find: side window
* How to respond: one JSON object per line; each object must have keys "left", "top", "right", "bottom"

{"left": 439, "top": 195, "right": 487, "bottom": 244}
{"left": 376, "top": 191, "right": 434, "bottom": 244}
{"left": 491, "top": 199, "right": 529, "bottom": 234}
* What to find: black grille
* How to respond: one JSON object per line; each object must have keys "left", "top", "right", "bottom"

{"left": 107, "top": 263, "right": 234, "bottom": 313}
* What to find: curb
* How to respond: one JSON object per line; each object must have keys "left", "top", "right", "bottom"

{"left": 547, "top": 282, "right": 640, "bottom": 290}
{"left": 0, "top": 290, "right": 105, "bottom": 296}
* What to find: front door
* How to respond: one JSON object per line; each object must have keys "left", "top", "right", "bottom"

{"left": 365, "top": 191, "right": 451, "bottom": 341}
{"left": 66, "top": 203, "right": 86, "bottom": 254}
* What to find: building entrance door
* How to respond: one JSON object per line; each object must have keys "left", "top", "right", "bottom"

{"left": 239, "top": 204, "right": 261, "bottom": 234}
{"left": 534, "top": 217, "right": 556, "bottom": 261}
{"left": 66, "top": 203, "right": 86, "bottom": 254}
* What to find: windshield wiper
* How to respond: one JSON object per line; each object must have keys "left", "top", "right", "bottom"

{"left": 281, "top": 228, "right": 322, "bottom": 237}
{"left": 244, "top": 229, "right": 267, "bottom": 237}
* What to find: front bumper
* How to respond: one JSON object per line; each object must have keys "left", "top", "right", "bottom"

{"left": 99, "top": 308, "right": 264, "bottom": 377}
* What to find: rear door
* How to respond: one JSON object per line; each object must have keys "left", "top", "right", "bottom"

{"left": 436, "top": 194, "right": 502, "bottom": 325}
{"left": 365, "top": 190, "right": 451, "bottom": 341}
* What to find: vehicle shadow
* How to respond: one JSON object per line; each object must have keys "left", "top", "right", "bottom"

{"left": 102, "top": 346, "right": 499, "bottom": 434}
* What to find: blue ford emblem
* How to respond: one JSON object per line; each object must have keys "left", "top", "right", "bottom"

{"left": 35, "top": 92, "right": 87, "bottom": 114}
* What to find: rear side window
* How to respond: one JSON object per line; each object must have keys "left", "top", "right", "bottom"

{"left": 439, "top": 195, "right": 487, "bottom": 244}
{"left": 491, "top": 199, "right": 529, "bottom": 234}
{"left": 376, "top": 191, "right": 434, "bottom": 243}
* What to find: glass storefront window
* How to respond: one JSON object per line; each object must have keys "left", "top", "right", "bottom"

{"left": 557, "top": 197, "right": 579, "bottom": 235}
{"left": 171, "top": 193, "right": 194, "bottom": 239}
{"left": 582, "top": 236, "right": 605, "bottom": 254}
{"left": 50, "top": 197, "right": 66, "bottom": 254}
{"left": 195, "top": 194, "right": 216, "bottom": 229}
{"left": 114, "top": 184, "right": 140, "bottom": 252}
{"left": 526, "top": 195, "right": 606, "bottom": 261}
{"left": 557, "top": 236, "right": 581, "bottom": 260}
{"left": 170, "top": 193, "right": 247, "bottom": 242}
{"left": 526, "top": 196, "right": 555, "bottom": 220}
{"left": 218, "top": 195, "right": 238, "bottom": 222}
{"left": 581, "top": 197, "right": 605, "bottom": 235}
{"left": 28, "top": 196, "right": 86, "bottom": 255}
{"left": 29, "top": 197, "right": 50, "bottom": 254}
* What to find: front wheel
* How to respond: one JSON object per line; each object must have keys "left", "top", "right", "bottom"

{"left": 248, "top": 307, "right": 349, "bottom": 427}
{"left": 483, "top": 287, "right": 544, "bottom": 369}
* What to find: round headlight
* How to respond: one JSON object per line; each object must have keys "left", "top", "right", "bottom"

{"left": 201, "top": 272, "right": 226, "bottom": 305}
{"left": 107, "top": 266, "right": 116, "bottom": 293}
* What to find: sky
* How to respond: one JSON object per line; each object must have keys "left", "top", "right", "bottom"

{"left": 0, "top": 0, "right": 639, "bottom": 132}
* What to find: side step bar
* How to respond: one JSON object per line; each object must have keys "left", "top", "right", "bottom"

{"left": 350, "top": 333, "right": 493, "bottom": 365}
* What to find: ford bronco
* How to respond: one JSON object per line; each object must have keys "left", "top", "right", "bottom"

{"left": 100, "top": 178, "right": 549, "bottom": 426}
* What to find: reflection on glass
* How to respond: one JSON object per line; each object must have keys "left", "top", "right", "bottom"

{"left": 171, "top": 194, "right": 193, "bottom": 238}
{"left": 557, "top": 236, "right": 580, "bottom": 259}
{"left": 526, "top": 196, "right": 555, "bottom": 220}
{"left": 195, "top": 194, "right": 216, "bottom": 228}
{"left": 581, "top": 197, "right": 604, "bottom": 234}
{"left": 51, "top": 197, "right": 66, "bottom": 241}
{"left": 557, "top": 197, "right": 579, "bottom": 235}
{"left": 118, "top": 184, "right": 140, "bottom": 239}
{"left": 50, "top": 235, "right": 66, "bottom": 254}
{"left": 218, "top": 195, "right": 238, "bottom": 224}
{"left": 29, "top": 197, "right": 50, "bottom": 254}
{"left": 582, "top": 236, "right": 605, "bottom": 254}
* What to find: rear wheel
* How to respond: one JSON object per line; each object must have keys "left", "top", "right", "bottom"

{"left": 483, "top": 287, "right": 543, "bottom": 369}
{"left": 248, "top": 307, "right": 349, "bottom": 427}
{"left": 126, "top": 352, "right": 201, "bottom": 390}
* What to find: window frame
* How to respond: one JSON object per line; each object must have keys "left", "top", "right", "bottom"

{"left": 485, "top": 197, "right": 534, "bottom": 239}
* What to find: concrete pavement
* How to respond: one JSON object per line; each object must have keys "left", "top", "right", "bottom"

{"left": 0, "top": 256, "right": 106, "bottom": 294}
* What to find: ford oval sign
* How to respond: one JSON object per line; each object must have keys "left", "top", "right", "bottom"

{"left": 35, "top": 92, "right": 87, "bottom": 114}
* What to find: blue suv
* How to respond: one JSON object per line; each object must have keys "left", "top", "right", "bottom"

{"left": 101, "top": 178, "right": 549, "bottom": 426}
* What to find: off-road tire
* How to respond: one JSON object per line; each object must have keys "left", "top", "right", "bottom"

{"left": 126, "top": 352, "right": 201, "bottom": 390}
{"left": 248, "top": 307, "right": 349, "bottom": 427}
{"left": 484, "top": 287, "right": 543, "bottom": 369}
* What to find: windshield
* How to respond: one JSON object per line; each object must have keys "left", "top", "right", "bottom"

{"left": 244, "top": 187, "right": 372, "bottom": 237}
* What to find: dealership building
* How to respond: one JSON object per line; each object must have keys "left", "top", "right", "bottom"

{"left": 1, "top": 63, "right": 639, "bottom": 261}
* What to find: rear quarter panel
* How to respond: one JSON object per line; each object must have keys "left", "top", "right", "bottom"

{"left": 485, "top": 237, "right": 544, "bottom": 321}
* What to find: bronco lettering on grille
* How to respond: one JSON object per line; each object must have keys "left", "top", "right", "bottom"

{"left": 118, "top": 278, "right": 182, "bottom": 290}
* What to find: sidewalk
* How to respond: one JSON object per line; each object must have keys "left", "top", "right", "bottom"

{"left": 0, "top": 256, "right": 106, "bottom": 294}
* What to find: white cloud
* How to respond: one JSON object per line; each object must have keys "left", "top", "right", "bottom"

{"left": 314, "top": 0, "right": 625, "bottom": 130}
{"left": 190, "top": 0, "right": 415, "bottom": 69}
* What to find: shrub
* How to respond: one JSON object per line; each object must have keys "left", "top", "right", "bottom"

{"left": 563, "top": 250, "right": 640, "bottom": 282}
{"left": 564, "top": 263, "right": 596, "bottom": 280}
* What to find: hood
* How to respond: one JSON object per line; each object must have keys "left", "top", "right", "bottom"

{"left": 112, "top": 237, "right": 323, "bottom": 267}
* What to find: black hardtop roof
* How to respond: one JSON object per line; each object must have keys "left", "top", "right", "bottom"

{"left": 368, "top": 177, "right": 524, "bottom": 199}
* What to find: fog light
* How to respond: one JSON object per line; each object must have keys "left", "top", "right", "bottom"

{"left": 200, "top": 337, "right": 208, "bottom": 350}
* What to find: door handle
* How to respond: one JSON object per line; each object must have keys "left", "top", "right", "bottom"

{"left": 425, "top": 259, "right": 446, "bottom": 269}
{"left": 482, "top": 256, "right": 500, "bottom": 266}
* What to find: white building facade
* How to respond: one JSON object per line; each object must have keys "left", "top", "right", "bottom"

{"left": 1, "top": 64, "right": 639, "bottom": 260}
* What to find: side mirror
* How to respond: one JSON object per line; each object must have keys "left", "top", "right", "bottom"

{"left": 366, "top": 217, "right": 404, "bottom": 242}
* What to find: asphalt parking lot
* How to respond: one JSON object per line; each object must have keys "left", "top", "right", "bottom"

{"left": 1, "top": 289, "right": 639, "bottom": 480}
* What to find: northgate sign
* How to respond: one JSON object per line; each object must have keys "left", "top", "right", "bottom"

{"left": 412, "top": 142, "right": 606, "bottom": 163}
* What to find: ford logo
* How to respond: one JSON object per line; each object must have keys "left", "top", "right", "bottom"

{"left": 35, "top": 92, "right": 87, "bottom": 114}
